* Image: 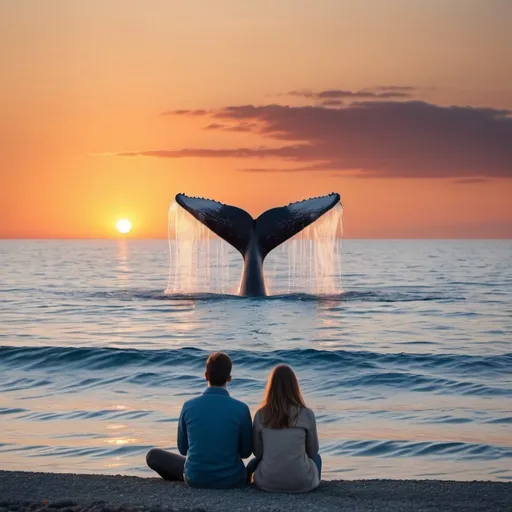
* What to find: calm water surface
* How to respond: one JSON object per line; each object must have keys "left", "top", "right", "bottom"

{"left": 0, "top": 239, "right": 511, "bottom": 480}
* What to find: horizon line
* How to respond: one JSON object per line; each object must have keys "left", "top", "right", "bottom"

{"left": 1, "top": 237, "right": 511, "bottom": 241}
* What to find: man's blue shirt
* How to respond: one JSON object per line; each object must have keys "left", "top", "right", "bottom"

{"left": 177, "top": 387, "right": 252, "bottom": 488}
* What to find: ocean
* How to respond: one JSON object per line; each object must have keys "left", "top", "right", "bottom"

{"left": 0, "top": 239, "right": 511, "bottom": 481}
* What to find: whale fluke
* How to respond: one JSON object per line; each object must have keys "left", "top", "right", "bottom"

{"left": 175, "top": 194, "right": 254, "bottom": 255}
{"left": 175, "top": 193, "right": 341, "bottom": 296}
{"left": 255, "top": 193, "right": 341, "bottom": 258}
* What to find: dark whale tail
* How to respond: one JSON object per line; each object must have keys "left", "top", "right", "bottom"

{"left": 175, "top": 193, "right": 341, "bottom": 296}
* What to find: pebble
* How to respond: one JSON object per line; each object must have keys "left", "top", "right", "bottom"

{"left": 1, "top": 470, "right": 511, "bottom": 512}
{"left": 49, "top": 501, "right": 76, "bottom": 510}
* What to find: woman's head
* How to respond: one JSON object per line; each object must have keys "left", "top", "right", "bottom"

{"left": 259, "top": 364, "right": 306, "bottom": 429}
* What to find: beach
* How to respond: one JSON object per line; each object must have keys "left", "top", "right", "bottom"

{"left": 0, "top": 471, "right": 510, "bottom": 512}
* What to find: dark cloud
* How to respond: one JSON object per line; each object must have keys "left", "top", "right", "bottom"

{"left": 239, "top": 166, "right": 318, "bottom": 173}
{"left": 203, "top": 121, "right": 259, "bottom": 133}
{"left": 225, "top": 122, "right": 259, "bottom": 132}
{"left": 288, "top": 87, "right": 413, "bottom": 101}
{"left": 320, "top": 99, "right": 343, "bottom": 107}
{"left": 372, "top": 85, "right": 416, "bottom": 92}
{"left": 119, "top": 100, "right": 512, "bottom": 179}
{"left": 117, "top": 147, "right": 273, "bottom": 158}
{"left": 161, "top": 109, "right": 208, "bottom": 116}
{"left": 204, "top": 123, "right": 225, "bottom": 130}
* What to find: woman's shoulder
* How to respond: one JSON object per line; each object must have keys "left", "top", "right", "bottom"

{"left": 297, "top": 406, "right": 316, "bottom": 421}
{"left": 254, "top": 408, "right": 264, "bottom": 422}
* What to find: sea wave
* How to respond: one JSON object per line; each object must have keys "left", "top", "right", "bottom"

{"left": 0, "top": 438, "right": 509, "bottom": 462}
{"left": 1, "top": 345, "right": 510, "bottom": 397}
{"left": 0, "top": 345, "right": 509, "bottom": 373}
{"left": 323, "top": 439, "right": 512, "bottom": 460}
{"left": 57, "top": 288, "right": 466, "bottom": 303}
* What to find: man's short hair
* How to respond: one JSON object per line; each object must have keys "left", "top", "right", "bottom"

{"left": 206, "top": 352, "right": 232, "bottom": 386}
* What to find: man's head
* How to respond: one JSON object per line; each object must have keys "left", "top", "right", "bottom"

{"left": 205, "top": 352, "right": 232, "bottom": 387}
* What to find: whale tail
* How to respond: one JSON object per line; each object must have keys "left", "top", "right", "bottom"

{"left": 175, "top": 192, "right": 341, "bottom": 259}
{"left": 175, "top": 192, "right": 341, "bottom": 296}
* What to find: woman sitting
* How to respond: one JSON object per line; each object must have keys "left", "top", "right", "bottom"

{"left": 247, "top": 364, "right": 321, "bottom": 493}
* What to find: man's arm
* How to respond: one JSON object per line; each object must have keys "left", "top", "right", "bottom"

{"left": 177, "top": 406, "right": 188, "bottom": 456}
{"left": 239, "top": 405, "right": 253, "bottom": 459}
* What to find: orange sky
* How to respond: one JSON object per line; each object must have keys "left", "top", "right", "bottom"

{"left": 1, "top": 1, "right": 511, "bottom": 239}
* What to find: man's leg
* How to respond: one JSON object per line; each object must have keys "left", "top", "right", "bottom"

{"left": 313, "top": 453, "right": 322, "bottom": 480}
{"left": 245, "top": 457, "right": 260, "bottom": 484}
{"left": 146, "top": 448, "right": 185, "bottom": 481}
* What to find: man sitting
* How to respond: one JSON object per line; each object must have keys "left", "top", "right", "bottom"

{"left": 146, "top": 352, "right": 253, "bottom": 488}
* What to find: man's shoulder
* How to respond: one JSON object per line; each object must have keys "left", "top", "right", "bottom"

{"left": 182, "top": 391, "right": 250, "bottom": 415}
{"left": 182, "top": 394, "right": 203, "bottom": 410}
{"left": 227, "top": 395, "right": 250, "bottom": 413}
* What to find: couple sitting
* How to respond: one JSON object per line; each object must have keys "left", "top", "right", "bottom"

{"left": 146, "top": 352, "right": 321, "bottom": 493}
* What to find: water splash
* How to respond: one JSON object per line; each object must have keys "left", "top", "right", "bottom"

{"left": 166, "top": 201, "right": 343, "bottom": 295}
{"left": 165, "top": 202, "right": 240, "bottom": 294}
{"left": 265, "top": 203, "right": 343, "bottom": 295}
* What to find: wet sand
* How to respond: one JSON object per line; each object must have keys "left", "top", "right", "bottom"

{"left": 0, "top": 471, "right": 510, "bottom": 512}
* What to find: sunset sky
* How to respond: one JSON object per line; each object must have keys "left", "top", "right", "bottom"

{"left": 1, "top": 0, "right": 511, "bottom": 239}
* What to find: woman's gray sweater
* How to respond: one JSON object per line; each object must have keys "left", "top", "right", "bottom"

{"left": 252, "top": 407, "right": 320, "bottom": 493}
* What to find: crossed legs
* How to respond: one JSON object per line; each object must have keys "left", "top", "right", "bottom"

{"left": 146, "top": 448, "right": 185, "bottom": 481}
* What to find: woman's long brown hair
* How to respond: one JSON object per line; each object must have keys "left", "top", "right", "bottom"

{"left": 259, "top": 364, "right": 306, "bottom": 429}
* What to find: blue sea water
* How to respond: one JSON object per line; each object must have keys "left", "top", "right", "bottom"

{"left": 0, "top": 239, "right": 511, "bottom": 481}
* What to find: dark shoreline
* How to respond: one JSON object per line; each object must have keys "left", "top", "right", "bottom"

{"left": 0, "top": 471, "right": 511, "bottom": 512}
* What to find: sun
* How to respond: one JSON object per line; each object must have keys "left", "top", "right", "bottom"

{"left": 116, "top": 219, "right": 132, "bottom": 234}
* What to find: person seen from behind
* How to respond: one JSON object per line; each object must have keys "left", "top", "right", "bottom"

{"left": 146, "top": 352, "right": 252, "bottom": 488}
{"left": 246, "top": 364, "right": 321, "bottom": 492}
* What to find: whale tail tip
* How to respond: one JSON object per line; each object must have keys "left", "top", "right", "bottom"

{"left": 175, "top": 192, "right": 341, "bottom": 258}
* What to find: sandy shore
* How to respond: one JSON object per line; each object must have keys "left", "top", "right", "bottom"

{"left": 0, "top": 471, "right": 510, "bottom": 512}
